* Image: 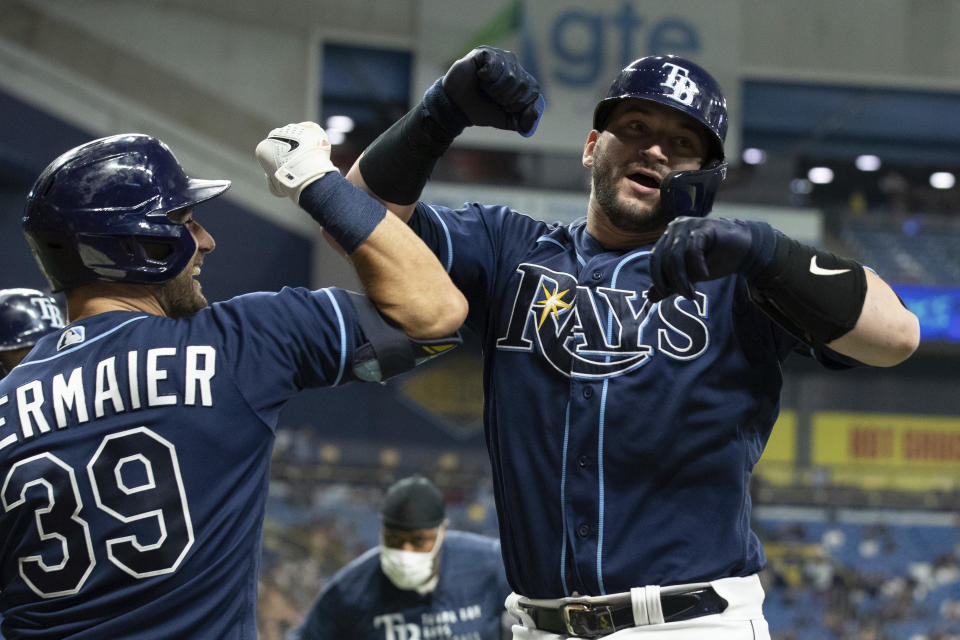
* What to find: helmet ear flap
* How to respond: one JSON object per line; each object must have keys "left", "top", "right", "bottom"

{"left": 660, "top": 160, "right": 727, "bottom": 219}
{"left": 71, "top": 228, "right": 197, "bottom": 285}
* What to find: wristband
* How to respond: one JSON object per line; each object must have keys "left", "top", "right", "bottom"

{"left": 297, "top": 173, "right": 386, "bottom": 253}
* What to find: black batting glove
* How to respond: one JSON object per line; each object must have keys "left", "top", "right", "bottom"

{"left": 648, "top": 217, "right": 778, "bottom": 302}
{"left": 423, "top": 46, "right": 545, "bottom": 139}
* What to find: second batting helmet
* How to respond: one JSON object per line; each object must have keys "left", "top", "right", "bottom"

{"left": 0, "top": 288, "right": 64, "bottom": 351}
{"left": 22, "top": 134, "right": 230, "bottom": 291}
{"left": 593, "top": 55, "right": 727, "bottom": 162}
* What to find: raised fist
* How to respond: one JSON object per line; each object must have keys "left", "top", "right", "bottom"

{"left": 428, "top": 46, "right": 545, "bottom": 137}
{"left": 648, "top": 217, "right": 777, "bottom": 302}
{"left": 255, "top": 122, "right": 338, "bottom": 203}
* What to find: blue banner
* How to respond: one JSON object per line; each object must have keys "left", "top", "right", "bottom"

{"left": 892, "top": 284, "right": 960, "bottom": 343}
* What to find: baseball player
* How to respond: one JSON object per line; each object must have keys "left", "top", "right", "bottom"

{"left": 291, "top": 475, "right": 513, "bottom": 640}
{"left": 0, "top": 125, "right": 466, "bottom": 638}
{"left": 344, "top": 47, "right": 920, "bottom": 638}
{"left": 0, "top": 289, "right": 65, "bottom": 378}
{"left": 0, "top": 289, "right": 62, "bottom": 640}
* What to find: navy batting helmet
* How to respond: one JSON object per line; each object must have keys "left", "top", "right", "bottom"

{"left": 0, "top": 289, "right": 64, "bottom": 374}
{"left": 22, "top": 134, "right": 230, "bottom": 291}
{"left": 594, "top": 55, "right": 728, "bottom": 218}
{"left": 593, "top": 55, "right": 727, "bottom": 163}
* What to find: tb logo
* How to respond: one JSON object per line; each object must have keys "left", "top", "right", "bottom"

{"left": 373, "top": 613, "right": 420, "bottom": 640}
{"left": 660, "top": 62, "right": 700, "bottom": 106}
{"left": 31, "top": 296, "right": 65, "bottom": 328}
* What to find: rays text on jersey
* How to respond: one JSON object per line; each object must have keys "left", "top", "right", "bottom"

{"left": 0, "top": 346, "right": 216, "bottom": 450}
{"left": 496, "top": 263, "right": 710, "bottom": 378}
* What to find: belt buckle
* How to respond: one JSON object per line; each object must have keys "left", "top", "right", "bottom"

{"left": 562, "top": 602, "right": 615, "bottom": 638}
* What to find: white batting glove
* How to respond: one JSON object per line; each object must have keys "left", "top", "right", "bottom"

{"left": 255, "top": 122, "right": 339, "bottom": 202}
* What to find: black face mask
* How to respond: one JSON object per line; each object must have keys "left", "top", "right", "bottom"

{"left": 660, "top": 160, "right": 727, "bottom": 219}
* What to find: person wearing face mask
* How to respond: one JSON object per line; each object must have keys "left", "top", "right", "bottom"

{"left": 291, "top": 475, "right": 513, "bottom": 640}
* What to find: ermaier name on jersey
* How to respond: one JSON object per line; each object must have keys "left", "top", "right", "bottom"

{"left": 0, "top": 344, "right": 216, "bottom": 449}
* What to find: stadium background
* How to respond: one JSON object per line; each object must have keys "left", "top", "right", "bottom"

{"left": 1, "top": 1, "right": 959, "bottom": 638}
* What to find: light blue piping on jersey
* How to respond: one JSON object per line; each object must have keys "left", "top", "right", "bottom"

{"left": 536, "top": 235, "right": 587, "bottom": 269}
{"left": 425, "top": 205, "right": 455, "bottom": 272}
{"left": 559, "top": 400, "right": 572, "bottom": 596}
{"left": 544, "top": 232, "right": 585, "bottom": 595}
{"left": 594, "top": 248, "right": 653, "bottom": 595}
{"left": 17, "top": 315, "right": 149, "bottom": 366}
{"left": 321, "top": 289, "right": 348, "bottom": 386}
{"left": 596, "top": 378, "right": 610, "bottom": 594}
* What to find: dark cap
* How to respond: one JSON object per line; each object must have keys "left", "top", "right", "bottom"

{"left": 381, "top": 475, "right": 445, "bottom": 530}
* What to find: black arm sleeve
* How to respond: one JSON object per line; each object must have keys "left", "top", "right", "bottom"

{"left": 357, "top": 99, "right": 456, "bottom": 206}
{"left": 345, "top": 291, "right": 462, "bottom": 382}
{"left": 748, "top": 234, "right": 867, "bottom": 347}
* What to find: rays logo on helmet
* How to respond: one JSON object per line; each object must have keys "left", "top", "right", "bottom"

{"left": 660, "top": 63, "right": 700, "bottom": 107}
{"left": 32, "top": 296, "right": 65, "bottom": 328}
{"left": 57, "top": 326, "right": 85, "bottom": 351}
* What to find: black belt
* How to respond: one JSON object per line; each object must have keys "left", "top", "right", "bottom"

{"left": 519, "top": 587, "right": 728, "bottom": 638}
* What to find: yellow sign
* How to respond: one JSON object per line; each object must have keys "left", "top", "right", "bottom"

{"left": 812, "top": 412, "right": 960, "bottom": 490}
{"left": 814, "top": 412, "right": 960, "bottom": 466}
{"left": 753, "top": 410, "right": 797, "bottom": 486}
{"left": 761, "top": 411, "right": 797, "bottom": 462}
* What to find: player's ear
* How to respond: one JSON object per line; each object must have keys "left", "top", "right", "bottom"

{"left": 583, "top": 130, "right": 599, "bottom": 168}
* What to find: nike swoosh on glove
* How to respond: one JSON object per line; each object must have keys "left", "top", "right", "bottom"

{"left": 255, "top": 122, "right": 339, "bottom": 203}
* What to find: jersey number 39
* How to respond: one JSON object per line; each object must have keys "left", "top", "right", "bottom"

{"left": 2, "top": 427, "right": 195, "bottom": 598}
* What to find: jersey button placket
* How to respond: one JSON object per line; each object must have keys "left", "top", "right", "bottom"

{"left": 566, "top": 379, "right": 600, "bottom": 591}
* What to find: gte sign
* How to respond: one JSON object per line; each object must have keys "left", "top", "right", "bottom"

{"left": 532, "top": 2, "right": 702, "bottom": 87}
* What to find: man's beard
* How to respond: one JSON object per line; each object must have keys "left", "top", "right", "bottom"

{"left": 154, "top": 266, "right": 208, "bottom": 319}
{"left": 592, "top": 145, "right": 672, "bottom": 234}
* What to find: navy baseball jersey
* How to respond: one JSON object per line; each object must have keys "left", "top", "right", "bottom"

{"left": 291, "top": 530, "right": 510, "bottom": 640}
{"left": 0, "top": 287, "right": 365, "bottom": 638}
{"left": 408, "top": 202, "right": 848, "bottom": 600}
